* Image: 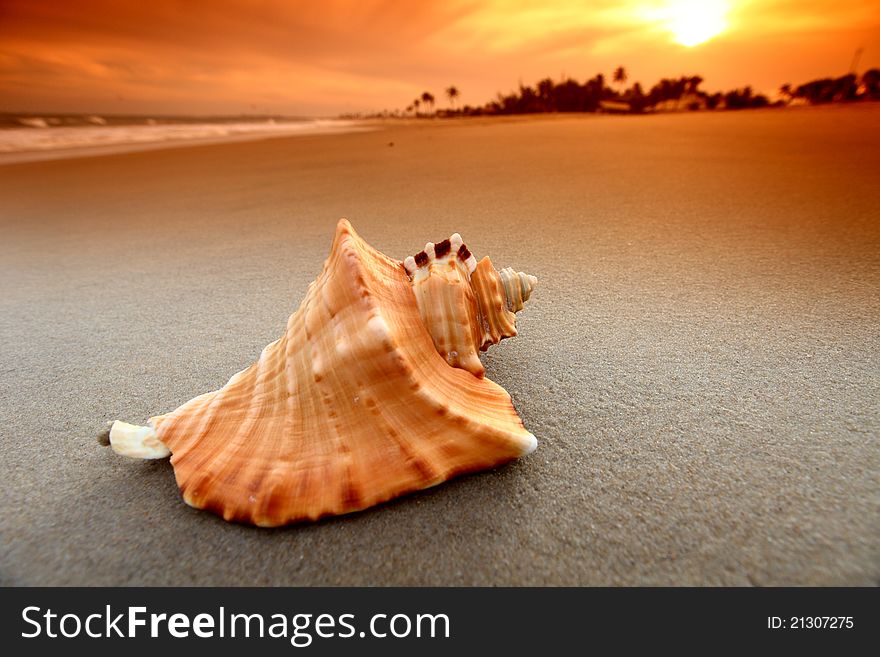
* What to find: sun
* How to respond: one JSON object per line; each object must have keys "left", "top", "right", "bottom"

{"left": 661, "top": 0, "right": 730, "bottom": 47}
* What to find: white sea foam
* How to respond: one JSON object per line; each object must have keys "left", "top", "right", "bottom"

{"left": 0, "top": 119, "right": 371, "bottom": 164}
{"left": 16, "top": 117, "right": 50, "bottom": 128}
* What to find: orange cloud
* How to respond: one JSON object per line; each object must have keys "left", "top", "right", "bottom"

{"left": 1, "top": 0, "right": 878, "bottom": 115}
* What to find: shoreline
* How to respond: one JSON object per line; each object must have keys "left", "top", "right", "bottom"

{"left": 3, "top": 102, "right": 871, "bottom": 167}
{"left": 0, "top": 119, "right": 375, "bottom": 166}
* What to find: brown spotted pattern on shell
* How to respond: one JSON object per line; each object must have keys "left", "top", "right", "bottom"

{"left": 108, "top": 219, "right": 538, "bottom": 526}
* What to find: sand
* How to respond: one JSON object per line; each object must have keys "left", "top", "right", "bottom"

{"left": 1, "top": 105, "right": 878, "bottom": 586}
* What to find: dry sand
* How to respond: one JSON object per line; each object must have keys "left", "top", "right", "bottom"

{"left": 1, "top": 105, "right": 878, "bottom": 585}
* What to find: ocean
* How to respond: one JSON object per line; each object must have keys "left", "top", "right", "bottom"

{"left": 0, "top": 113, "right": 370, "bottom": 164}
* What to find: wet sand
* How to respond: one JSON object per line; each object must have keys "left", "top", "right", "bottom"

{"left": 1, "top": 105, "right": 878, "bottom": 585}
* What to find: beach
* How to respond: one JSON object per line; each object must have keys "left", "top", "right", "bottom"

{"left": 1, "top": 104, "right": 878, "bottom": 585}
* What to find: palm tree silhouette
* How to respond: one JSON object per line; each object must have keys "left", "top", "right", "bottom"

{"left": 413, "top": 99, "right": 421, "bottom": 117}
{"left": 613, "top": 66, "right": 627, "bottom": 95}
{"left": 686, "top": 75, "right": 703, "bottom": 94}
{"left": 446, "top": 86, "right": 459, "bottom": 109}
{"left": 421, "top": 91, "right": 435, "bottom": 115}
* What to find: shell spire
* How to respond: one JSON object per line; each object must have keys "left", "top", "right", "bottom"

{"left": 107, "top": 219, "right": 537, "bottom": 527}
{"left": 499, "top": 267, "right": 538, "bottom": 312}
{"left": 404, "top": 233, "right": 538, "bottom": 376}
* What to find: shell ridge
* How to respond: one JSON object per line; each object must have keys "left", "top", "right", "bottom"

{"left": 292, "top": 273, "right": 336, "bottom": 519}
{"left": 168, "top": 364, "right": 256, "bottom": 476}
{"left": 263, "top": 224, "right": 384, "bottom": 520}
{"left": 312, "top": 266, "right": 362, "bottom": 517}
{"left": 324, "top": 231, "right": 444, "bottom": 514}
{"left": 225, "top": 336, "right": 294, "bottom": 521}
{"left": 179, "top": 334, "right": 280, "bottom": 515}
{"left": 162, "top": 384, "right": 231, "bottom": 466}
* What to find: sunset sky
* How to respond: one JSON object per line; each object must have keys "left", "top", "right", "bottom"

{"left": 1, "top": 0, "right": 878, "bottom": 116}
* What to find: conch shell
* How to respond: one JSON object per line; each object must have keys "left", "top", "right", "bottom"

{"left": 107, "top": 220, "right": 537, "bottom": 526}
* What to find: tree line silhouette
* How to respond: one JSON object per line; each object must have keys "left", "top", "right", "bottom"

{"left": 781, "top": 70, "right": 880, "bottom": 105}
{"left": 371, "top": 67, "right": 880, "bottom": 119}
